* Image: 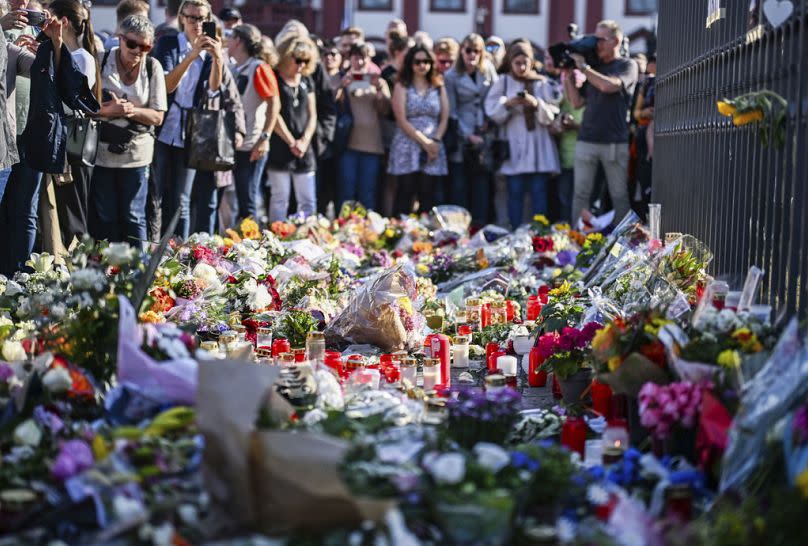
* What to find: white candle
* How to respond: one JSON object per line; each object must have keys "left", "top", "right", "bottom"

{"left": 496, "top": 355, "right": 517, "bottom": 376}
{"left": 452, "top": 343, "right": 469, "bottom": 368}
{"left": 422, "top": 365, "right": 439, "bottom": 391}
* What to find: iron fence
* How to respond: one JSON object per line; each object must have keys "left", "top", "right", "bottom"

{"left": 654, "top": 0, "right": 808, "bottom": 317}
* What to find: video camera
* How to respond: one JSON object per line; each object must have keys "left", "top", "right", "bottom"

{"left": 548, "top": 34, "right": 599, "bottom": 70}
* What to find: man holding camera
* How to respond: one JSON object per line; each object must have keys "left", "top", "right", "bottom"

{"left": 563, "top": 20, "right": 638, "bottom": 226}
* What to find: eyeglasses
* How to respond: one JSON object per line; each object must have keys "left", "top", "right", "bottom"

{"left": 182, "top": 13, "right": 206, "bottom": 24}
{"left": 464, "top": 48, "right": 482, "bottom": 55}
{"left": 413, "top": 58, "right": 432, "bottom": 66}
{"left": 294, "top": 57, "right": 310, "bottom": 65}
{"left": 120, "top": 35, "right": 152, "bottom": 53}
{"left": 323, "top": 50, "right": 339, "bottom": 57}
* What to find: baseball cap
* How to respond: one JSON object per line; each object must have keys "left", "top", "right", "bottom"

{"left": 218, "top": 7, "right": 242, "bottom": 21}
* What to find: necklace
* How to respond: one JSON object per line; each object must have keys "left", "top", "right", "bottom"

{"left": 290, "top": 84, "right": 300, "bottom": 107}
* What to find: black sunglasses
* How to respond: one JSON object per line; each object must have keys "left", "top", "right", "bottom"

{"left": 413, "top": 58, "right": 432, "bottom": 66}
{"left": 121, "top": 35, "right": 152, "bottom": 52}
{"left": 182, "top": 13, "right": 206, "bottom": 24}
{"left": 295, "top": 57, "right": 310, "bottom": 65}
{"left": 465, "top": 47, "right": 481, "bottom": 55}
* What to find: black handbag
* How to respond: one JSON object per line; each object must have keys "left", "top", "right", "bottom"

{"left": 443, "top": 118, "right": 460, "bottom": 156}
{"left": 184, "top": 104, "right": 237, "bottom": 171}
{"left": 65, "top": 113, "right": 99, "bottom": 167}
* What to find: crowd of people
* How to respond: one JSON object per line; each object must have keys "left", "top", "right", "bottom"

{"left": 0, "top": 0, "right": 656, "bottom": 275}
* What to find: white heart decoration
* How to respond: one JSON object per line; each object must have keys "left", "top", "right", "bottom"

{"left": 763, "top": 0, "right": 794, "bottom": 29}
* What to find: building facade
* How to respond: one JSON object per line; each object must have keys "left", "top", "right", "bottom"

{"left": 91, "top": 0, "right": 656, "bottom": 54}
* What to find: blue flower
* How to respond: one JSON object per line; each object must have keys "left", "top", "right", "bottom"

{"left": 588, "top": 466, "right": 605, "bottom": 480}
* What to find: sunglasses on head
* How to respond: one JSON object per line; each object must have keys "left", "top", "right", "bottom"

{"left": 486, "top": 44, "right": 500, "bottom": 52}
{"left": 121, "top": 36, "right": 152, "bottom": 52}
{"left": 413, "top": 58, "right": 432, "bottom": 66}
{"left": 294, "top": 57, "right": 310, "bottom": 65}
{"left": 465, "top": 47, "right": 481, "bottom": 55}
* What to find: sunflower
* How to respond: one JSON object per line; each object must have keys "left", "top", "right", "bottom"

{"left": 732, "top": 109, "right": 764, "bottom": 126}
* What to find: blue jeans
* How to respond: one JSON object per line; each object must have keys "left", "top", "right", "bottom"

{"left": 506, "top": 173, "right": 548, "bottom": 229}
{"left": 153, "top": 142, "right": 196, "bottom": 239}
{"left": 91, "top": 166, "right": 148, "bottom": 246}
{"left": 0, "top": 160, "right": 41, "bottom": 275}
{"left": 0, "top": 167, "right": 11, "bottom": 203}
{"left": 556, "top": 168, "right": 574, "bottom": 224}
{"left": 338, "top": 149, "right": 381, "bottom": 210}
{"left": 233, "top": 151, "right": 267, "bottom": 221}
{"left": 449, "top": 161, "right": 491, "bottom": 226}
{"left": 191, "top": 170, "right": 218, "bottom": 235}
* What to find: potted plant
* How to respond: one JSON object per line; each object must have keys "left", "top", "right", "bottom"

{"left": 536, "top": 323, "right": 601, "bottom": 404}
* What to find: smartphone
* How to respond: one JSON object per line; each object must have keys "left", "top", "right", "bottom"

{"left": 25, "top": 9, "right": 47, "bottom": 27}
{"left": 202, "top": 21, "right": 216, "bottom": 39}
{"left": 352, "top": 73, "right": 365, "bottom": 81}
{"left": 102, "top": 89, "right": 114, "bottom": 102}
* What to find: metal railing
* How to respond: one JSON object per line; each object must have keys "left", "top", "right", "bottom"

{"left": 654, "top": 0, "right": 808, "bottom": 317}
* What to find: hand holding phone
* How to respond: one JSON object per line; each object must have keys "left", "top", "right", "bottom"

{"left": 25, "top": 9, "right": 46, "bottom": 27}
{"left": 517, "top": 90, "right": 527, "bottom": 99}
{"left": 202, "top": 21, "right": 216, "bottom": 40}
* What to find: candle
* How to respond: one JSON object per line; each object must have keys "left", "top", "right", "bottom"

{"left": 591, "top": 380, "right": 614, "bottom": 420}
{"left": 422, "top": 359, "right": 440, "bottom": 391}
{"left": 552, "top": 374, "right": 562, "bottom": 399}
{"left": 481, "top": 302, "right": 491, "bottom": 328}
{"left": 452, "top": 336, "right": 470, "bottom": 368}
{"left": 324, "top": 351, "right": 343, "bottom": 375}
{"left": 561, "top": 417, "right": 587, "bottom": 457}
{"left": 356, "top": 368, "right": 380, "bottom": 390}
{"left": 603, "top": 421, "right": 630, "bottom": 452}
{"left": 256, "top": 327, "right": 272, "bottom": 349}
{"left": 602, "top": 447, "right": 624, "bottom": 465}
{"left": 526, "top": 295, "right": 541, "bottom": 321}
{"left": 664, "top": 484, "right": 693, "bottom": 522}
{"left": 401, "top": 357, "right": 417, "bottom": 386}
{"left": 497, "top": 355, "right": 518, "bottom": 376}
{"left": 488, "top": 350, "right": 506, "bottom": 373}
{"left": 528, "top": 346, "right": 548, "bottom": 387}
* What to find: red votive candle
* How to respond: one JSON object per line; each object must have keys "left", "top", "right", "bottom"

{"left": 561, "top": 416, "right": 587, "bottom": 457}
{"left": 591, "top": 380, "right": 614, "bottom": 420}
{"left": 528, "top": 346, "right": 548, "bottom": 387}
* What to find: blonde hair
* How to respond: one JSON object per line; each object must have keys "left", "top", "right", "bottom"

{"left": 455, "top": 33, "right": 485, "bottom": 73}
{"left": 177, "top": 0, "right": 211, "bottom": 21}
{"left": 275, "top": 19, "right": 309, "bottom": 44}
{"left": 597, "top": 19, "right": 623, "bottom": 42}
{"left": 276, "top": 35, "right": 319, "bottom": 76}
{"left": 434, "top": 37, "right": 459, "bottom": 58}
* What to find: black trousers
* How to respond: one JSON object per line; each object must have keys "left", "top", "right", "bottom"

{"left": 54, "top": 159, "right": 92, "bottom": 248}
{"left": 395, "top": 171, "right": 440, "bottom": 216}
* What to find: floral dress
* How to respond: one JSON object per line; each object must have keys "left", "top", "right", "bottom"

{"left": 388, "top": 85, "right": 448, "bottom": 176}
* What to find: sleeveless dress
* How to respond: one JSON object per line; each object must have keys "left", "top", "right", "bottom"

{"left": 388, "top": 85, "right": 448, "bottom": 176}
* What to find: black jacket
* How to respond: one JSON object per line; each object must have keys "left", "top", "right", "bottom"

{"left": 21, "top": 39, "right": 100, "bottom": 174}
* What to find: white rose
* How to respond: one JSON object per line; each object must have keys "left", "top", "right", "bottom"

{"left": 473, "top": 442, "right": 511, "bottom": 473}
{"left": 248, "top": 284, "right": 272, "bottom": 311}
{"left": 192, "top": 263, "right": 222, "bottom": 290}
{"left": 42, "top": 367, "right": 73, "bottom": 394}
{"left": 427, "top": 452, "right": 466, "bottom": 485}
{"left": 2, "top": 340, "right": 26, "bottom": 362}
{"left": 4, "top": 281, "right": 23, "bottom": 296}
{"left": 101, "top": 242, "right": 137, "bottom": 266}
{"left": 13, "top": 419, "right": 42, "bottom": 446}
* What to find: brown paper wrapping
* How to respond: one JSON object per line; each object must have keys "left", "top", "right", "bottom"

{"left": 197, "top": 359, "right": 392, "bottom": 537}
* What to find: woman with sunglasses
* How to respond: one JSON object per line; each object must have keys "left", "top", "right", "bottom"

{"left": 484, "top": 39, "right": 561, "bottom": 229}
{"left": 389, "top": 44, "right": 449, "bottom": 216}
{"left": 445, "top": 33, "right": 497, "bottom": 226}
{"left": 89, "top": 14, "right": 166, "bottom": 246}
{"left": 227, "top": 23, "right": 280, "bottom": 223}
{"left": 266, "top": 35, "right": 319, "bottom": 222}
{"left": 47, "top": 0, "right": 102, "bottom": 247}
{"left": 151, "top": 0, "right": 233, "bottom": 239}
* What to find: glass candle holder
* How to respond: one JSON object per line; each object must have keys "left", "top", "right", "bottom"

{"left": 256, "top": 327, "right": 273, "bottom": 350}
{"left": 561, "top": 416, "right": 587, "bottom": 457}
{"left": 528, "top": 346, "right": 548, "bottom": 387}
{"left": 484, "top": 374, "right": 506, "bottom": 396}
{"left": 591, "top": 380, "right": 614, "bottom": 420}
{"left": 306, "top": 331, "right": 326, "bottom": 365}
{"left": 401, "top": 357, "right": 417, "bottom": 386}
{"left": 278, "top": 352, "right": 295, "bottom": 367}
{"left": 496, "top": 355, "right": 518, "bottom": 376}
{"left": 422, "top": 358, "right": 441, "bottom": 391}
{"left": 452, "top": 334, "right": 470, "bottom": 368}
{"left": 272, "top": 337, "right": 291, "bottom": 357}
{"left": 465, "top": 297, "right": 482, "bottom": 329}
{"left": 490, "top": 301, "right": 508, "bottom": 325}
{"left": 526, "top": 295, "right": 542, "bottom": 321}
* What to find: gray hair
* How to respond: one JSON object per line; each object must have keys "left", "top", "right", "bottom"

{"left": 119, "top": 14, "right": 155, "bottom": 42}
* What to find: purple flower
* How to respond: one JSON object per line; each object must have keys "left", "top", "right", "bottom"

{"left": 33, "top": 406, "right": 64, "bottom": 434}
{"left": 0, "top": 363, "right": 13, "bottom": 382}
{"left": 794, "top": 402, "right": 808, "bottom": 445}
{"left": 51, "top": 439, "right": 94, "bottom": 481}
{"left": 556, "top": 250, "right": 578, "bottom": 267}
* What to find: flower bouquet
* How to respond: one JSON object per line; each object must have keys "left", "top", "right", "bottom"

{"left": 538, "top": 281, "right": 586, "bottom": 333}
{"left": 536, "top": 323, "right": 601, "bottom": 403}
{"left": 591, "top": 311, "right": 673, "bottom": 397}
{"left": 639, "top": 381, "right": 705, "bottom": 457}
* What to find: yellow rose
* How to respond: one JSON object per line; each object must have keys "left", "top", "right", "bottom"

{"left": 533, "top": 214, "right": 550, "bottom": 226}
{"left": 717, "top": 349, "right": 742, "bottom": 369}
{"left": 384, "top": 228, "right": 395, "bottom": 238}
{"left": 416, "top": 263, "right": 429, "bottom": 275}
{"left": 607, "top": 355, "right": 622, "bottom": 371}
{"left": 797, "top": 468, "right": 808, "bottom": 499}
{"left": 732, "top": 109, "right": 764, "bottom": 126}
{"left": 716, "top": 100, "right": 737, "bottom": 117}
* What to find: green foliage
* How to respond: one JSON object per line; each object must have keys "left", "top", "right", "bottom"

{"left": 274, "top": 309, "right": 319, "bottom": 348}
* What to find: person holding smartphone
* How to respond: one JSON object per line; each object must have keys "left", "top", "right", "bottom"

{"left": 150, "top": 0, "right": 238, "bottom": 239}
{"left": 484, "top": 39, "right": 561, "bottom": 229}
{"left": 335, "top": 42, "right": 390, "bottom": 210}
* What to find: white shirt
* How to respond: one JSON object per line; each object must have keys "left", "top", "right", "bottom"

{"left": 158, "top": 32, "right": 208, "bottom": 148}
{"left": 70, "top": 48, "right": 97, "bottom": 90}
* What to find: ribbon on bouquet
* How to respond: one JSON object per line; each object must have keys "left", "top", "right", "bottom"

{"left": 639, "top": 453, "right": 707, "bottom": 516}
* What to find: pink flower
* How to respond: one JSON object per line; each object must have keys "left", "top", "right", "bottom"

{"left": 537, "top": 332, "right": 561, "bottom": 360}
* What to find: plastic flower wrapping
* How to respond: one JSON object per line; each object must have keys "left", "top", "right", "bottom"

{"left": 0, "top": 206, "right": 804, "bottom": 545}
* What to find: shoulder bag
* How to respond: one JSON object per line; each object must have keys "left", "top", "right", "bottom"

{"left": 332, "top": 84, "right": 354, "bottom": 155}
{"left": 184, "top": 58, "right": 236, "bottom": 171}
{"left": 65, "top": 111, "right": 99, "bottom": 167}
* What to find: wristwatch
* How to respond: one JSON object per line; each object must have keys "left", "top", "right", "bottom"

{"left": 259, "top": 132, "right": 270, "bottom": 141}
{"left": 580, "top": 63, "right": 591, "bottom": 72}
